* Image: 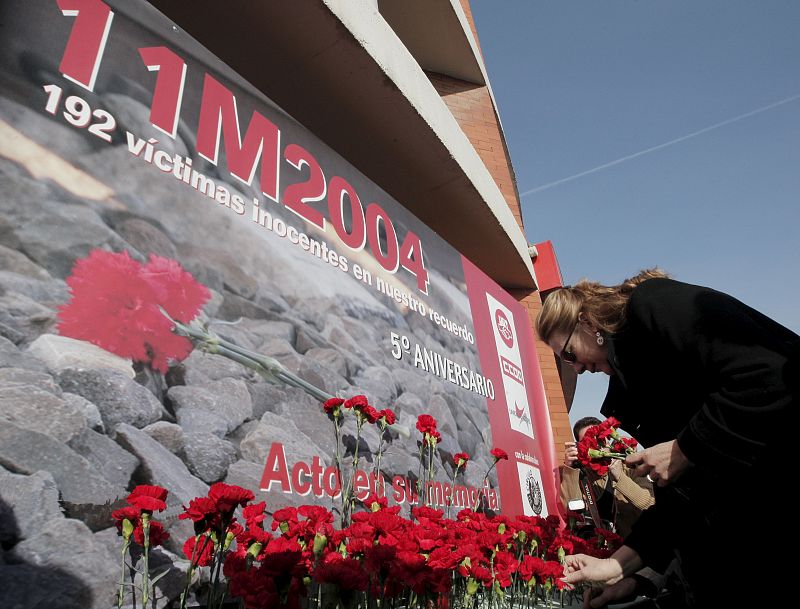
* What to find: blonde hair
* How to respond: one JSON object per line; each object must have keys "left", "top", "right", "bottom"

{"left": 535, "top": 268, "right": 669, "bottom": 341}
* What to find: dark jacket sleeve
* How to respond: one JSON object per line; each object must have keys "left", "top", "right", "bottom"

{"left": 627, "top": 279, "right": 798, "bottom": 472}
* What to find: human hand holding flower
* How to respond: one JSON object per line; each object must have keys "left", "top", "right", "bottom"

{"left": 626, "top": 439, "right": 691, "bottom": 486}
{"left": 576, "top": 418, "right": 637, "bottom": 476}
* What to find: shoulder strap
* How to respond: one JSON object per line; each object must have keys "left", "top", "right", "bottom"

{"left": 579, "top": 470, "right": 604, "bottom": 529}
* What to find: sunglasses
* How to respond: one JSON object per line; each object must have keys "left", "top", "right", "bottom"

{"left": 560, "top": 321, "right": 580, "bottom": 364}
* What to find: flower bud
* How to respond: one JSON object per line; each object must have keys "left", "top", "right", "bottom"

{"left": 313, "top": 533, "right": 327, "bottom": 557}
{"left": 121, "top": 518, "right": 134, "bottom": 540}
{"left": 466, "top": 578, "right": 480, "bottom": 596}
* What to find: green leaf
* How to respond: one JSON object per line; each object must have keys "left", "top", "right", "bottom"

{"left": 150, "top": 567, "right": 172, "bottom": 585}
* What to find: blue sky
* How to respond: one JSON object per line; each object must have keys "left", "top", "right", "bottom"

{"left": 470, "top": 1, "right": 800, "bottom": 428}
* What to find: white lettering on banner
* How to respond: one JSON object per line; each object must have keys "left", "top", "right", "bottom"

{"left": 259, "top": 442, "right": 499, "bottom": 509}
{"left": 486, "top": 294, "right": 534, "bottom": 439}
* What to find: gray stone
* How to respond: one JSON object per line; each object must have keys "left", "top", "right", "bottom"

{"left": 240, "top": 413, "right": 325, "bottom": 467}
{"left": 227, "top": 420, "right": 259, "bottom": 457}
{"left": 304, "top": 347, "right": 348, "bottom": 377}
{"left": 12, "top": 201, "right": 130, "bottom": 279}
{"left": 322, "top": 317, "right": 374, "bottom": 362}
{"left": 0, "top": 244, "right": 51, "bottom": 279}
{"left": 0, "top": 385, "right": 87, "bottom": 443}
{"left": 259, "top": 337, "right": 303, "bottom": 374}
{"left": 114, "top": 423, "right": 209, "bottom": 513}
{"left": 243, "top": 319, "right": 296, "bottom": 346}
{"left": 10, "top": 518, "right": 118, "bottom": 609}
{"left": 393, "top": 367, "right": 434, "bottom": 398}
{"left": 63, "top": 391, "right": 105, "bottom": 433}
{"left": 0, "top": 366, "right": 61, "bottom": 395}
{"left": 295, "top": 326, "right": 329, "bottom": 355}
{"left": 175, "top": 406, "right": 229, "bottom": 437}
{"left": 0, "top": 270, "right": 68, "bottom": 305}
{"left": 112, "top": 217, "right": 179, "bottom": 260}
{"left": 0, "top": 423, "right": 126, "bottom": 529}
{"left": 424, "top": 394, "right": 459, "bottom": 439}
{"left": 377, "top": 445, "right": 419, "bottom": 480}
{"left": 142, "top": 421, "right": 186, "bottom": 455}
{"left": 0, "top": 563, "right": 95, "bottom": 609}
{"left": 393, "top": 391, "right": 425, "bottom": 417}
{"left": 0, "top": 467, "right": 64, "bottom": 542}
{"left": 0, "top": 335, "right": 48, "bottom": 371}
{"left": 182, "top": 432, "right": 237, "bottom": 483}
{"left": 167, "top": 377, "right": 252, "bottom": 434}
{"left": 0, "top": 95, "right": 95, "bottom": 159}
{"left": 216, "top": 292, "right": 275, "bottom": 321}
{"left": 58, "top": 367, "right": 162, "bottom": 431}
{"left": 247, "top": 381, "right": 302, "bottom": 419}
{"left": 274, "top": 393, "right": 338, "bottom": 458}
{"left": 352, "top": 365, "right": 398, "bottom": 409}
{"left": 67, "top": 428, "right": 140, "bottom": 487}
{"left": 26, "top": 333, "right": 135, "bottom": 377}
{"left": 180, "top": 349, "right": 252, "bottom": 385}
{"left": 296, "top": 357, "right": 348, "bottom": 396}
{"left": 176, "top": 245, "right": 259, "bottom": 301}
{"left": 0, "top": 290, "right": 56, "bottom": 343}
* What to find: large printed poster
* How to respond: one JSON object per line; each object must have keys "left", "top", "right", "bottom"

{"left": 0, "top": 0, "right": 558, "bottom": 526}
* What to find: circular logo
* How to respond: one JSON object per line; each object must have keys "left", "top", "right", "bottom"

{"left": 494, "top": 309, "right": 514, "bottom": 348}
{"left": 526, "top": 472, "right": 543, "bottom": 515}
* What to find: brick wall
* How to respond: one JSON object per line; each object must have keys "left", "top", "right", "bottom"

{"left": 430, "top": 0, "right": 574, "bottom": 450}
{"left": 427, "top": 73, "right": 524, "bottom": 232}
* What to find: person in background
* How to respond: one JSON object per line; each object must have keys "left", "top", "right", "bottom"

{"left": 536, "top": 269, "right": 798, "bottom": 607}
{"left": 560, "top": 416, "right": 654, "bottom": 538}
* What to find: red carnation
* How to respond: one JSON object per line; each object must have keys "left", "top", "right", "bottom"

{"left": 184, "top": 534, "right": 215, "bottom": 567}
{"left": 454, "top": 452, "right": 470, "bottom": 467}
{"left": 379, "top": 408, "right": 396, "bottom": 425}
{"left": 209, "top": 482, "right": 254, "bottom": 514}
{"left": 58, "top": 249, "right": 209, "bottom": 373}
{"left": 179, "top": 496, "right": 217, "bottom": 521}
{"left": 111, "top": 506, "right": 140, "bottom": 534}
{"left": 127, "top": 485, "right": 168, "bottom": 512}
{"left": 344, "top": 395, "right": 369, "bottom": 410}
{"left": 490, "top": 448, "right": 508, "bottom": 461}
{"left": 134, "top": 519, "right": 170, "bottom": 547}
{"left": 323, "top": 397, "right": 344, "bottom": 415}
{"left": 416, "top": 414, "right": 438, "bottom": 435}
{"left": 360, "top": 404, "right": 381, "bottom": 424}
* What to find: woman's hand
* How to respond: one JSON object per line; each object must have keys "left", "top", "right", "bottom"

{"left": 562, "top": 554, "right": 625, "bottom": 587}
{"left": 582, "top": 577, "right": 639, "bottom": 609}
{"left": 626, "top": 440, "right": 691, "bottom": 486}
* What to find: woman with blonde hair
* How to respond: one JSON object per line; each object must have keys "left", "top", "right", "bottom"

{"left": 537, "top": 270, "right": 798, "bottom": 607}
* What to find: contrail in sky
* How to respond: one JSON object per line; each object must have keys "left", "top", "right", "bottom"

{"left": 520, "top": 93, "right": 800, "bottom": 197}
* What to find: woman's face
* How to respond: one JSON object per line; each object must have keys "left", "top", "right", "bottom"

{"left": 547, "top": 318, "right": 613, "bottom": 375}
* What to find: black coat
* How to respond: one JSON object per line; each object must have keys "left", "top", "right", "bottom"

{"left": 600, "top": 278, "right": 799, "bottom": 604}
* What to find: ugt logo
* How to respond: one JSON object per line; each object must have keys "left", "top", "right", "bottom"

{"left": 494, "top": 309, "right": 514, "bottom": 348}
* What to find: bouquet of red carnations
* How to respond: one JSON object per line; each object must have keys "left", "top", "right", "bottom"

{"left": 575, "top": 417, "right": 638, "bottom": 476}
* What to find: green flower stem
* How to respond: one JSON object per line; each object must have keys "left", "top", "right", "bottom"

{"left": 332, "top": 414, "right": 345, "bottom": 527}
{"left": 169, "top": 317, "right": 333, "bottom": 402}
{"left": 475, "top": 461, "right": 499, "bottom": 511}
{"left": 141, "top": 513, "right": 151, "bottom": 607}
{"left": 117, "top": 536, "right": 131, "bottom": 609}
{"left": 415, "top": 442, "right": 425, "bottom": 513}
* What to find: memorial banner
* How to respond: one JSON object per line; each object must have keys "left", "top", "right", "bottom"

{"left": 0, "top": 0, "right": 558, "bottom": 524}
